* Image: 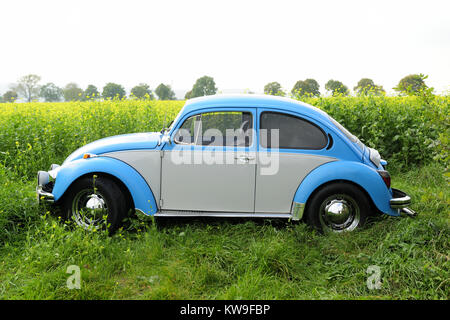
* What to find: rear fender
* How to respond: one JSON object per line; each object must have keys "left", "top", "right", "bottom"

{"left": 52, "top": 157, "right": 158, "bottom": 215}
{"left": 293, "top": 161, "right": 399, "bottom": 216}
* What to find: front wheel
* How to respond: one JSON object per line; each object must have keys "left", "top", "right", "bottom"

{"left": 61, "top": 175, "right": 130, "bottom": 233}
{"left": 304, "top": 182, "right": 371, "bottom": 233}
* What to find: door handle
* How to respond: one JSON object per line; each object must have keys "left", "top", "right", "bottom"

{"left": 234, "top": 155, "right": 255, "bottom": 162}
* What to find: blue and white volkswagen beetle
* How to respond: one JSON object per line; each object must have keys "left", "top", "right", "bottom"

{"left": 37, "top": 94, "right": 415, "bottom": 233}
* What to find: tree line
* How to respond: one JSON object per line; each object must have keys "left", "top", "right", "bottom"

{"left": 265, "top": 74, "right": 432, "bottom": 98}
{"left": 0, "top": 73, "right": 432, "bottom": 103}
{"left": 0, "top": 75, "right": 179, "bottom": 103}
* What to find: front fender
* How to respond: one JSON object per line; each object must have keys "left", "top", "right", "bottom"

{"left": 52, "top": 157, "right": 158, "bottom": 215}
{"left": 293, "top": 161, "right": 399, "bottom": 216}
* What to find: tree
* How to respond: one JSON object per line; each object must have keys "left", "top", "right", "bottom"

{"left": 354, "top": 78, "right": 385, "bottom": 96}
{"left": 189, "top": 76, "right": 217, "bottom": 98}
{"left": 184, "top": 90, "right": 192, "bottom": 99}
{"left": 155, "top": 83, "right": 176, "bottom": 100}
{"left": 291, "top": 79, "right": 320, "bottom": 97}
{"left": 102, "top": 83, "right": 126, "bottom": 100}
{"left": 63, "top": 83, "right": 83, "bottom": 101}
{"left": 13, "top": 74, "right": 41, "bottom": 102}
{"left": 130, "top": 83, "right": 154, "bottom": 100}
{"left": 325, "top": 80, "right": 349, "bottom": 96}
{"left": 83, "top": 84, "right": 100, "bottom": 100}
{"left": 39, "top": 83, "right": 63, "bottom": 102}
{"left": 394, "top": 74, "right": 428, "bottom": 95}
{"left": 264, "top": 82, "right": 285, "bottom": 96}
{"left": 2, "top": 90, "right": 18, "bottom": 102}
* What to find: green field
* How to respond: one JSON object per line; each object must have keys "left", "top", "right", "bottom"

{"left": 0, "top": 96, "right": 448, "bottom": 299}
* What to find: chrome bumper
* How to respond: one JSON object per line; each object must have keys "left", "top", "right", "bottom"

{"left": 390, "top": 188, "right": 417, "bottom": 217}
{"left": 390, "top": 188, "right": 411, "bottom": 208}
{"left": 36, "top": 185, "right": 54, "bottom": 203}
{"left": 36, "top": 166, "right": 59, "bottom": 203}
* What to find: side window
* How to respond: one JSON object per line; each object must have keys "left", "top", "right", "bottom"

{"left": 260, "top": 112, "right": 328, "bottom": 149}
{"left": 174, "top": 111, "right": 253, "bottom": 147}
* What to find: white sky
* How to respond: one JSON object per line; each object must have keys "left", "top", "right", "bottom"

{"left": 1, "top": 0, "right": 449, "bottom": 96}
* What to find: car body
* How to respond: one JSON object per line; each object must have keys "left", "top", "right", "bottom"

{"left": 37, "top": 94, "right": 415, "bottom": 232}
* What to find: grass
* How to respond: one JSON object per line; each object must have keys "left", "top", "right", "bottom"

{"left": 0, "top": 163, "right": 448, "bottom": 299}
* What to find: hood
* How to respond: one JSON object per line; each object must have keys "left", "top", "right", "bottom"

{"left": 63, "top": 132, "right": 161, "bottom": 164}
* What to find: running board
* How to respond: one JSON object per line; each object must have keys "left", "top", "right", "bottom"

{"left": 154, "top": 211, "right": 293, "bottom": 219}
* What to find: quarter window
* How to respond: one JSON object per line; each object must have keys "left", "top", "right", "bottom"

{"left": 260, "top": 112, "right": 327, "bottom": 149}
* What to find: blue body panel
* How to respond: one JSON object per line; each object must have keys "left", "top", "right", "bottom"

{"left": 52, "top": 157, "right": 158, "bottom": 215}
{"left": 293, "top": 160, "right": 399, "bottom": 216}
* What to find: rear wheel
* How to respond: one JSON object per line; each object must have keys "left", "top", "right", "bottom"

{"left": 305, "top": 182, "right": 371, "bottom": 233}
{"left": 61, "top": 175, "right": 129, "bottom": 233}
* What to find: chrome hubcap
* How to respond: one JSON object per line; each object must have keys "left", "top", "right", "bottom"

{"left": 319, "top": 194, "right": 360, "bottom": 232}
{"left": 324, "top": 200, "right": 351, "bottom": 225}
{"left": 72, "top": 190, "right": 108, "bottom": 230}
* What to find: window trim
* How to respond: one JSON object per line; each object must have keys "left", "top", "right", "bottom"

{"left": 259, "top": 111, "right": 328, "bottom": 150}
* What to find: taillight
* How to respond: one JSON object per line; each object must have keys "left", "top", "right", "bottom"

{"left": 377, "top": 170, "right": 391, "bottom": 189}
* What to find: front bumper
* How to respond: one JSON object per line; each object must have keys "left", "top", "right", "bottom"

{"left": 36, "top": 185, "right": 54, "bottom": 203}
{"left": 36, "top": 165, "right": 59, "bottom": 203}
{"left": 390, "top": 188, "right": 417, "bottom": 217}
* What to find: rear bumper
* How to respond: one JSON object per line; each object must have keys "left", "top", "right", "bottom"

{"left": 390, "top": 188, "right": 417, "bottom": 217}
{"left": 390, "top": 188, "right": 411, "bottom": 208}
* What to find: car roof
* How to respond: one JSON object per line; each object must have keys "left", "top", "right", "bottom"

{"left": 177, "top": 94, "right": 364, "bottom": 159}
{"left": 182, "top": 94, "right": 331, "bottom": 124}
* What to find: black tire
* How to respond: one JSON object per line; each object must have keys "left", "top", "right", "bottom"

{"left": 61, "top": 175, "right": 129, "bottom": 234}
{"left": 304, "top": 182, "right": 371, "bottom": 233}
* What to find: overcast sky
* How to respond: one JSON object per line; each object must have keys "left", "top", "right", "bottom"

{"left": 1, "top": 0, "right": 449, "bottom": 97}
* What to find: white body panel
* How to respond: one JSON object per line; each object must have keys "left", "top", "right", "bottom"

{"left": 255, "top": 153, "right": 336, "bottom": 213}
{"left": 160, "top": 150, "right": 256, "bottom": 212}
